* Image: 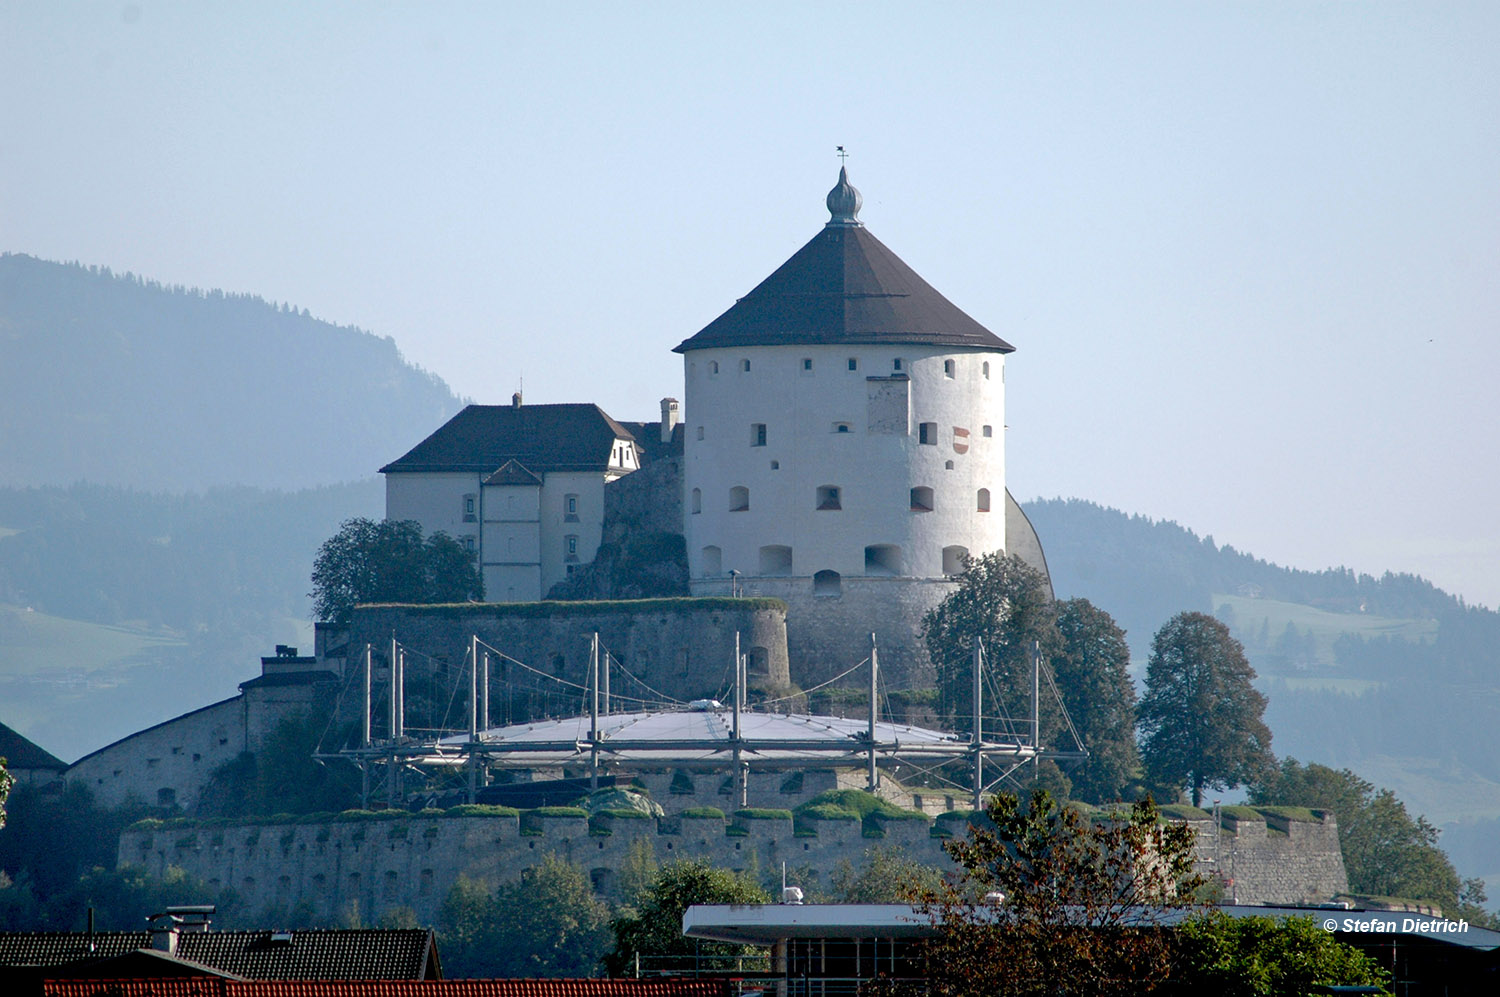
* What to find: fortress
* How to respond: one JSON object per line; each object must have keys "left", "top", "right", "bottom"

{"left": 58, "top": 169, "right": 1352, "bottom": 924}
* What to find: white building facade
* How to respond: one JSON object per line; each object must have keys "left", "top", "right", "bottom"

{"left": 382, "top": 400, "right": 640, "bottom": 601}
{"left": 676, "top": 169, "right": 1016, "bottom": 686}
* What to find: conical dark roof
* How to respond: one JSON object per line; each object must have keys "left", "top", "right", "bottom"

{"left": 674, "top": 216, "right": 1013, "bottom": 354}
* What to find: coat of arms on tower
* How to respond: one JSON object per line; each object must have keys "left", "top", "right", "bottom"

{"left": 953, "top": 427, "right": 970, "bottom": 454}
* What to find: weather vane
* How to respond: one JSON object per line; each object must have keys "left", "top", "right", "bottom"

{"left": 836, "top": 146, "right": 848, "bottom": 165}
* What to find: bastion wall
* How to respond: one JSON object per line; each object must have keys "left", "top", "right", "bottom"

{"left": 340, "top": 600, "right": 791, "bottom": 729}
{"left": 117, "top": 807, "right": 1347, "bottom": 926}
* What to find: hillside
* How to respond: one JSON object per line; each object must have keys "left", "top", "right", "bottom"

{"left": 0, "top": 254, "right": 463, "bottom": 490}
{"left": 1024, "top": 496, "right": 1500, "bottom": 888}
{"left": 0, "top": 481, "right": 382, "bottom": 759}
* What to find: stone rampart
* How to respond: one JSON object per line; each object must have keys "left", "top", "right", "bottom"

{"left": 343, "top": 599, "right": 790, "bottom": 730}
{"left": 1188, "top": 810, "right": 1348, "bottom": 905}
{"left": 691, "top": 576, "right": 955, "bottom": 690}
{"left": 118, "top": 805, "right": 1347, "bottom": 926}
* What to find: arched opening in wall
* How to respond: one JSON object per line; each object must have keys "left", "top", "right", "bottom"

{"left": 983, "top": 361, "right": 991, "bottom": 379}
{"left": 691, "top": 488, "right": 701, "bottom": 514}
{"left": 911, "top": 486, "right": 934, "bottom": 512}
{"left": 759, "top": 545, "right": 793, "bottom": 576}
{"left": 945, "top": 460, "right": 955, "bottom": 470}
{"left": 865, "top": 544, "right": 902, "bottom": 576}
{"left": 977, "top": 488, "right": 991, "bottom": 512}
{"left": 747, "top": 646, "right": 770, "bottom": 680}
{"left": 813, "top": 569, "right": 842, "bottom": 597}
{"left": 729, "top": 486, "right": 750, "bottom": 512}
{"left": 702, "top": 545, "right": 722, "bottom": 576}
{"left": 943, "top": 545, "right": 969, "bottom": 575}
{"left": 816, "top": 485, "right": 841, "bottom": 510}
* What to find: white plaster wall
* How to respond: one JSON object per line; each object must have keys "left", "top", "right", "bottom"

{"left": 385, "top": 472, "right": 482, "bottom": 548}
{"left": 481, "top": 484, "right": 541, "bottom": 601}
{"left": 67, "top": 698, "right": 246, "bottom": 810}
{"left": 538, "top": 471, "right": 607, "bottom": 596}
{"left": 683, "top": 345, "right": 1005, "bottom": 584}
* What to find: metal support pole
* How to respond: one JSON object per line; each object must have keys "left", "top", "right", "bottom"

{"left": 467, "top": 635, "right": 478, "bottom": 803}
{"left": 602, "top": 650, "right": 610, "bottom": 716}
{"left": 973, "top": 640, "right": 983, "bottom": 810}
{"left": 867, "top": 633, "right": 879, "bottom": 791}
{"left": 480, "top": 651, "right": 490, "bottom": 731}
{"left": 361, "top": 643, "right": 371, "bottom": 809}
{"left": 1026, "top": 641, "right": 1038, "bottom": 758}
{"left": 590, "top": 632, "right": 600, "bottom": 790}
{"left": 733, "top": 632, "right": 745, "bottom": 806}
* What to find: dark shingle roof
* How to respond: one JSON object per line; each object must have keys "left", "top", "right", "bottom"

{"left": 0, "top": 721, "right": 66, "bottom": 772}
{"left": 0, "top": 930, "right": 439, "bottom": 981}
{"left": 674, "top": 225, "right": 1013, "bottom": 354}
{"left": 380, "top": 405, "right": 635, "bottom": 476}
{"left": 483, "top": 460, "right": 543, "bottom": 487}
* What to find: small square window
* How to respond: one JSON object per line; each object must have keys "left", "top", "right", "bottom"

{"left": 802, "top": 358, "right": 813, "bottom": 372}
{"left": 893, "top": 358, "right": 903, "bottom": 371}
{"left": 847, "top": 358, "right": 858, "bottom": 371}
{"left": 982, "top": 425, "right": 993, "bottom": 438}
{"left": 919, "top": 422, "right": 937, "bottom": 445}
{"left": 833, "top": 422, "right": 851, "bottom": 434}
{"left": 741, "top": 359, "right": 751, "bottom": 372}
{"left": 944, "top": 359, "right": 955, "bottom": 378}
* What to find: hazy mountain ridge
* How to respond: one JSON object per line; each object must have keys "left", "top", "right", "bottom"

{"left": 0, "top": 254, "right": 464, "bottom": 490}
{"left": 1022, "top": 496, "right": 1479, "bottom": 660}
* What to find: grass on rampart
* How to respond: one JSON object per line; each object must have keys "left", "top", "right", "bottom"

{"left": 354, "top": 596, "right": 788, "bottom": 618}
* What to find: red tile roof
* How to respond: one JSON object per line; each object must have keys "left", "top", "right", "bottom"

{"left": 40, "top": 981, "right": 729, "bottom": 997}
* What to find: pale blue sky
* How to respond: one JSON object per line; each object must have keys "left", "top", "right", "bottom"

{"left": 3, "top": 2, "right": 1497, "bottom": 609}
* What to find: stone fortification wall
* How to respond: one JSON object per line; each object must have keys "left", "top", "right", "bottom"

{"left": 118, "top": 806, "right": 1347, "bottom": 926}
{"left": 692, "top": 576, "right": 954, "bottom": 690}
{"left": 1184, "top": 809, "right": 1348, "bottom": 906}
{"left": 118, "top": 809, "right": 951, "bottom": 926}
{"left": 344, "top": 600, "right": 790, "bottom": 727}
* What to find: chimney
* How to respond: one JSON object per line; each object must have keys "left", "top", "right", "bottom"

{"left": 512, "top": 391, "right": 523, "bottom": 408}
{"left": 660, "top": 397, "right": 679, "bottom": 443}
{"left": 148, "top": 915, "right": 180, "bottom": 955}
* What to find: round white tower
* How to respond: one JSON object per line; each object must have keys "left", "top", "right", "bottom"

{"left": 675, "top": 168, "right": 1016, "bottom": 688}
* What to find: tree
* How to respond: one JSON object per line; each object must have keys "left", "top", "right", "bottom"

{"left": 438, "top": 856, "right": 611, "bottom": 978}
{"left": 309, "top": 517, "right": 481, "bottom": 623}
{"left": 1250, "top": 758, "right": 1473, "bottom": 916}
{"left": 1053, "top": 599, "right": 1141, "bottom": 803}
{"left": 829, "top": 845, "right": 944, "bottom": 903}
{"left": 0, "top": 758, "right": 11, "bottom": 831}
{"left": 1176, "top": 913, "right": 1390, "bottom": 996}
{"left": 604, "top": 860, "right": 770, "bottom": 976}
{"left": 1136, "top": 612, "right": 1273, "bottom": 806}
{"left": 922, "top": 552, "right": 1062, "bottom": 739}
{"left": 915, "top": 789, "right": 1202, "bottom": 997}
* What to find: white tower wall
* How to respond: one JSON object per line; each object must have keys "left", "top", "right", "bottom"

{"left": 683, "top": 344, "right": 1005, "bottom": 587}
